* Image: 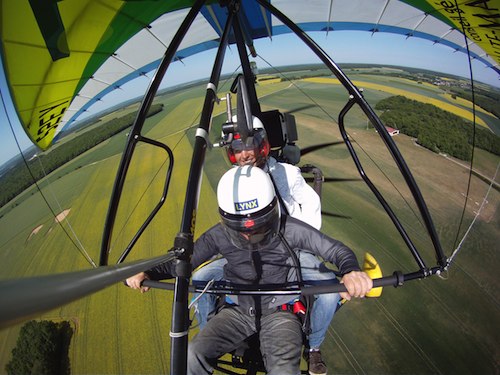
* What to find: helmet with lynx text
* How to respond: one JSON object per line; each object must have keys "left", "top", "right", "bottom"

{"left": 226, "top": 116, "right": 270, "bottom": 167}
{"left": 217, "top": 165, "right": 280, "bottom": 250}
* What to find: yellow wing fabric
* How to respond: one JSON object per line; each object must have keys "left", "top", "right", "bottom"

{"left": 0, "top": 0, "right": 191, "bottom": 150}
{"left": 1, "top": 0, "right": 498, "bottom": 151}
{"left": 404, "top": 0, "right": 500, "bottom": 66}
{"left": 1, "top": 1, "right": 119, "bottom": 150}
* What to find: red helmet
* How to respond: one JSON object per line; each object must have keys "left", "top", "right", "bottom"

{"left": 226, "top": 116, "right": 270, "bottom": 166}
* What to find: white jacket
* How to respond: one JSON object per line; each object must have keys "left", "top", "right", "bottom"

{"left": 265, "top": 157, "right": 322, "bottom": 230}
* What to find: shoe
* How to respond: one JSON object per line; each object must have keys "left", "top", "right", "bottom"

{"left": 305, "top": 349, "right": 327, "bottom": 375}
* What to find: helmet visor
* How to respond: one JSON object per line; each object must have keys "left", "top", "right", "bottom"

{"left": 230, "top": 129, "right": 266, "bottom": 152}
{"left": 220, "top": 197, "right": 280, "bottom": 251}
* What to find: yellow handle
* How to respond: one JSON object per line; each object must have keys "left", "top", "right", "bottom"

{"left": 363, "top": 252, "right": 383, "bottom": 297}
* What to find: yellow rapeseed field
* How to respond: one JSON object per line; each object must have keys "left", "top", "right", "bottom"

{"left": 303, "top": 77, "right": 491, "bottom": 127}
{"left": 257, "top": 77, "right": 282, "bottom": 85}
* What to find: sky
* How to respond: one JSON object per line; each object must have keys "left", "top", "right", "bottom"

{"left": 1, "top": 30, "right": 499, "bottom": 166}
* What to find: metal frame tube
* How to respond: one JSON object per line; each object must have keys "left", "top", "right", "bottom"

{"left": 142, "top": 268, "right": 443, "bottom": 296}
{"left": 233, "top": 12, "right": 261, "bottom": 116}
{"left": 169, "top": 4, "right": 236, "bottom": 374}
{"left": 116, "top": 136, "right": 174, "bottom": 264}
{"left": 256, "top": 0, "right": 446, "bottom": 268}
{"left": 99, "top": 0, "right": 207, "bottom": 266}
{"left": 338, "top": 99, "right": 427, "bottom": 269}
{"left": 0, "top": 253, "right": 176, "bottom": 329}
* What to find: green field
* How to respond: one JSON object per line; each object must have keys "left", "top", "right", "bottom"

{"left": 0, "top": 72, "right": 499, "bottom": 375}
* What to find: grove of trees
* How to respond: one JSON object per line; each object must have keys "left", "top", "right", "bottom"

{"left": 449, "top": 86, "right": 500, "bottom": 119}
{"left": 375, "top": 95, "right": 500, "bottom": 160}
{"left": 5, "top": 320, "right": 73, "bottom": 375}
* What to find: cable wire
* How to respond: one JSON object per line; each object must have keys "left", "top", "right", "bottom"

{"left": 450, "top": 0, "right": 478, "bottom": 255}
{"left": 447, "top": 161, "right": 499, "bottom": 267}
{"left": 0, "top": 89, "right": 97, "bottom": 268}
{"left": 34, "top": 156, "right": 96, "bottom": 267}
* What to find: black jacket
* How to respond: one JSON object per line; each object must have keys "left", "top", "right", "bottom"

{"left": 146, "top": 215, "right": 361, "bottom": 313}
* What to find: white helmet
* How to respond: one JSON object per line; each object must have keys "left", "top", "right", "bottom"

{"left": 231, "top": 114, "right": 265, "bottom": 131}
{"left": 217, "top": 165, "right": 280, "bottom": 250}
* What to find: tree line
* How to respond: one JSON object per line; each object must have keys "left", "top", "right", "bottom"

{"left": 375, "top": 96, "right": 500, "bottom": 161}
{"left": 449, "top": 86, "right": 500, "bottom": 119}
{"left": 0, "top": 104, "right": 163, "bottom": 209}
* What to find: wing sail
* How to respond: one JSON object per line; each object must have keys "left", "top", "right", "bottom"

{"left": 1, "top": 0, "right": 498, "bottom": 150}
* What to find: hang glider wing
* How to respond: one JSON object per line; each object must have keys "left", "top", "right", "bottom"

{"left": 1, "top": 0, "right": 498, "bottom": 150}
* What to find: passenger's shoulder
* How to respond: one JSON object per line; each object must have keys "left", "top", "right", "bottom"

{"left": 274, "top": 160, "right": 301, "bottom": 175}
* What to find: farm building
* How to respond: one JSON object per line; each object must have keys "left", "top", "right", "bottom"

{"left": 385, "top": 126, "right": 400, "bottom": 136}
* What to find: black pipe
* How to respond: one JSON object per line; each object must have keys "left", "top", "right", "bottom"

{"left": 300, "top": 164, "right": 323, "bottom": 197}
{"left": 256, "top": 0, "right": 446, "bottom": 269}
{"left": 117, "top": 136, "right": 174, "bottom": 264}
{"left": 142, "top": 269, "right": 413, "bottom": 296}
{"left": 338, "top": 99, "right": 427, "bottom": 270}
{"left": 233, "top": 12, "right": 261, "bottom": 116}
{"left": 99, "top": 0, "right": 207, "bottom": 266}
{"left": 169, "top": 4, "right": 235, "bottom": 374}
{"left": 0, "top": 253, "right": 176, "bottom": 329}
